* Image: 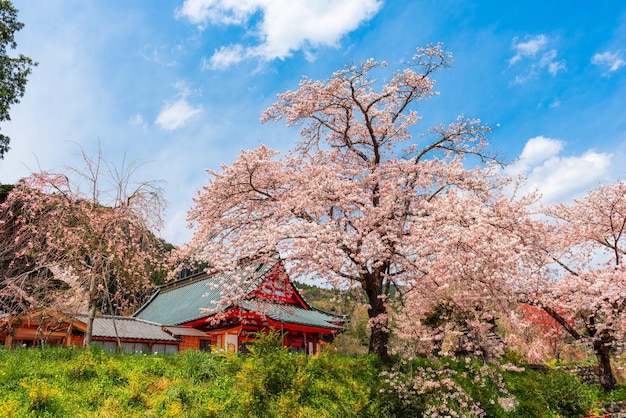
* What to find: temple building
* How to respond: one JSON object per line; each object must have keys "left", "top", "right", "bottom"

{"left": 0, "top": 256, "right": 343, "bottom": 354}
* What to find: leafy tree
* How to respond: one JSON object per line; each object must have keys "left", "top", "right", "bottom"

{"left": 181, "top": 45, "right": 536, "bottom": 362}
{"left": 529, "top": 180, "right": 626, "bottom": 392}
{"left": 0, "top": 0, "right": 37, "bottom": 158}
{"left": 0, "top": 148, "right": 171, "bottom": 345}
{"left": 0, "top": 183, "right": 14, "bottom": 202}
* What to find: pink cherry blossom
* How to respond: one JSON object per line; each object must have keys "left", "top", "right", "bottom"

{"left": 180, "top": 45, "right": 539, "bottom": 362}
{"left": 526, "top": 180, "right": 626, "bottom": 392}
{"left": 0, "top": 150, "right": 171, "bottom": 346}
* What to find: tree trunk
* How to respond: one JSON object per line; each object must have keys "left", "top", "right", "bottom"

{"left": 366, "top": 287, "right": 391, "bottom": 364}
{"left": 369, "top": 324, "right": 390, "bottom": 364}
{"left": 84, "top": 274, "right": 97, "bottom": 347}
{"left": 543, "top": 306, "right": 617, "bottom": 392}
{"left": 84, "top": 302, "right": 96, "bottom": 347}
{"left": 593, "top": 336, "right": 616, "bottom": 393}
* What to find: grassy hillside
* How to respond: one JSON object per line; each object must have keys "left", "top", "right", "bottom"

{"left": 0, "top": 338, "right": 620, "bottom": 417}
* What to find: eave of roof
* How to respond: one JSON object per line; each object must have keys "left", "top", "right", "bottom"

{"left": 163, "top": 326, "right": 210, "bottom": 337}
{"left": 74, "top": 315, "right": 180, "bottom": 342}
{"left": 237, "top": 300, "right": 343, "bottom": 331}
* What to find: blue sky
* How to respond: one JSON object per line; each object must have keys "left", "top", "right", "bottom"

{"left": 1, "top": 0, "right": 625, "bottom": 245}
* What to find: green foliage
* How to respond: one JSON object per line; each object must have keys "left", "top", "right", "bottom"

{"left": 0, "top": 183, "right": 14, "bottom": 202}
{"left": 0, "top": 0, "right": 37, "bottom": 158}
{"left": 378, "top": 356, "right": 605, "bottom": 418}
{"left": 379, "top": 357, "right": 511, "bottom": 417}
{"left": 0, "top": 346, "right": 618, "bottom": 417}
{"left": 21, "top": 378, "right": 61, "bottom": 413}
{"left": 503, "top": 367, "right": 601, "bottom": 417}
{"left": 246, "top": 329, "right": 285, "bottom": 356}
{"left": 294, "top": 281, "right": 365, "bottom": 318}
{"left": 501, "top": 349, "right": 527, "bottom": 367}
{"left": 0, "top": 345, "right": 383, "bottom": 417}
{"left": 295, "top": 281, "right": 371, "bottom": 356}
{"left": 234, "top": 333, "right": 380, "bottom": 417}
{"left": 605, "top": 384, "right": 626, "bottom": 402}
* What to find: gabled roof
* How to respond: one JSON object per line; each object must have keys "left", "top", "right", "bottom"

{"left": 133, "top": 257, "right": 342, "bottom": 331}
{"left": 133, "top": 257, "right": 279, "bottom": 325}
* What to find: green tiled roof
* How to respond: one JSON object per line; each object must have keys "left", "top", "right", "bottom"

{"left": 133, "top": 257, "right": 342, "bottom": 331}
{"left": 134, "top": 258, "right": 276, "bottom": 325}
{"left": 238, "top": 300, "right": 342, "bottom": 330}
{"left": 134, "top": 273, "right": 226, "bottom": 325}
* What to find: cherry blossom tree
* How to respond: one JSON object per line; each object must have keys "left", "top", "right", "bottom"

{"left": 502, "top": 304, "right": 572, "bottom": 363}
{"left": 0, "top": 149, "right": 171, "bottom": 345}
{"left": 527, "top": 181, "right": 626, "bottom": 392}
{"left": 182, "top": 45, "right": 537, "bottom": 362}
{"left": 392, "top": 185, "right": 542, "bottom": 360}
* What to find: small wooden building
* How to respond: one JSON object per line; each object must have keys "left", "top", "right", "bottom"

{"left": 0, "top": 310, "right": 208, "bottom": 353}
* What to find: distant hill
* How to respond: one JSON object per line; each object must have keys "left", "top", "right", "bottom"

{"left": 294, "top": 281, "right": 370, "bottom": 355}
{"left": 294, "top": 281, "right": 361, "bottom": 315}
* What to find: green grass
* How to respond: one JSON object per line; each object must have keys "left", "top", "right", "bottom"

{"left": 0, "top": 343, "right": 619, "bottom": 417}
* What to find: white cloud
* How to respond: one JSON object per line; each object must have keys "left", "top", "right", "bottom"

{"left": 539, "top": 49, "right": 566, "bottom": 76}
{"left": 177, "top": 0, "right": 383, "bottom": 68}
{"left": 549, "top": 99, "right": 561, "bottom": 108}
{"left": 592, "top": 50, "right": 625, "bottom": 73}
{"left": 507, "top": 136, "right": 613, "bottom": 203}
{"left": 202, "top": 44, "right": 246, "bottom": 70}
{"left": 509, "top": 35, "right": 566, "bottom": 83}
{"left": 175, "top": 0, "right": 258, "bottom": 27}
{"left": 530, "top": 151, "right": 611, "bottom": 202}
{"left": 509, "top": 35, "right": 547, "bottom": 65}
{"left": 156, "top": 100, "right": 203, "bottom": 130}
{"left": 129, "top": 113, "right": 148, "bottom": 132}
{"left": 519, "top": 136, "right": 564, "bottom": 165}
{"left": 0, "top": 6, "right": 122, "bottom": 185}
{"left": 141, "top": 44, "right": 179, "bottom": 67}
{"left": 155, "top": 82, "right": 203, "bottom": 131}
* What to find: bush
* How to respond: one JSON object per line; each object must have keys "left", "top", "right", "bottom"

{"left": 233, "top": 332, "right": 380, "bottom": 417}
{"left": 174, "top": 349, "right": 231, "bottom": 382}
{"left": 504, "top": 367, "right": 600, "bottom": 417}
{"left": 378, "top": 357, "right": 511, "bottom": 417}
{"left": 22, "top": 379, "right": 61, "bottom": 413}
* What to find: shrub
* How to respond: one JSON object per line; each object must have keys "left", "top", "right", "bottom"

{"left": 175, "top": 348, "right": 231, "bottom": 382}
{"left": 0, "top": 398, "right": 24, "bottom": 418}
{"left": 21, "top": 379, "right": 61, "bottom": 414}
{"left": 378, "top": 357, "right": 510, "bottom": 417}
{"left": 72, "top": 349, "right": 99, "bottom": 380}
{"left": 503, "top": 367, "right": 600, "bottom": 417}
